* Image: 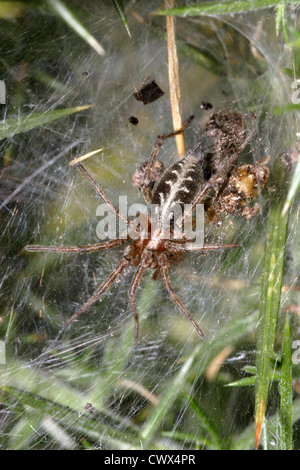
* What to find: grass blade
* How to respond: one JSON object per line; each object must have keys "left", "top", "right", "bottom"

{"left": 155, "top": 0, "right": 300, "bottom": 16}
{"left": 226, "top": 368, "right": 281, "bottom": 388}
{"left": 273, "top": 103, "right": 300, "bottom": 114}
{"left": 186, "top": 395, "right": 223, "bottom": 449}
{"left": 281, "top": 150, "right": 300, "bottom": 216}
{"left": 255, "top": 194, "right": 289, "bottom": 449}
{"left": 161, "top": 430, "right": 215, "bottom": 449}
{"left": 0, "top": 385, "right": 139, "bottom": 449}
{"left": 276, "top": 1, "right": 290, "bottom": 44}
{"left": 0, "top": 105, "right": 91, "bottom": 140}
{"left": 46, "top": 0, "right": 105, "bottom": 56}
{"left": 140, "top": 311, "right": 259, "bottom": 446}
{"left": 6, "top": 415, "right": 43, "bottom": 450}
{"left": 177, "top": 41, "right": 223, "bottom": 75}
{"left": 277, "top": 314, "right": 293, "bottom": 450}
{"left": 226, "top": 376, "right": 256, "bottom": 387}
{"left": 232, "top": 398, "right": 300, "bottom": 450}
{"left": 112, "top": 0, "right": 131, "bottom": 38}
{"left": 281, "top": 68, "right": 295, "bottom": 79}
{"left": 140, "top": 344, "right": 201, "bottom": 445}
{"left": 144, "top": 20, "right": 223, "bottom": 75}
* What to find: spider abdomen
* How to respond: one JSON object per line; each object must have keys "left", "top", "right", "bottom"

{"left": 151, "top": 156, "right": 205, "bottom": 229}
{"left": 151, "top": 155, "right": 205, "bottom": 231}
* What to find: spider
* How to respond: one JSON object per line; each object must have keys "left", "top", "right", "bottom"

{"left": 26, "top": 116, "right": 254, "bottom": 339}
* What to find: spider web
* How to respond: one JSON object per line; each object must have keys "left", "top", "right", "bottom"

{"left": 0, "top": 0, "right": 299, "bottom": 450}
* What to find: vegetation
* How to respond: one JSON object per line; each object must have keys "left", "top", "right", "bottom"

{"left": 0, "top": 0, "right": 299, "bottom": 450}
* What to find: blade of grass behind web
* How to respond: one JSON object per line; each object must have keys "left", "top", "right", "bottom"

{"left": 140, "top": 310, "right": 259, "bottom": 447}
{"left": 255, "top": 194, "right": 289, "bottom": 449}
{"left": 277, "top": 314, "right": 293, "bottom": 450}
{"left": 276, "top": 2, "right": 290, "bottom": 45}
{"left": 155, "top": 0, "right": 300, "bottom": 17}
{"left": 144, "top": 20, "right": 222, "bottom": 76}
{"left": 232, "top": 398, "right": 300, "bottom": 450}
{"left": 186, "top": 395, "right": 224, "bottom": 449}
{"left": 112, "top": 0, "right": 131, "bottom": 38}
{"left": 140, "top": 343, "right": 202, "bottom": 445}
{"left": 281, "top": 150, "right": 300, "bottom": 216}
{"left": 0, "top": 386, "right": 140, "bottom": 449}
{"left": 46, "top": 0, "right": 105, "bottom": 56}
{"left": 0, "top": 105, "right": 92, "bottom": 140}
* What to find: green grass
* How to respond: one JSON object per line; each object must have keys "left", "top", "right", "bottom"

{"left": 0, "top": 105, "right": 91, "bottom": 139}
{"left": 0, "top": 0, "right": 299, "bottom": 451}
{"left": 255, "top": 185, "right": 289, "bottom": 448}
{"left": 156, "top": 0, "right": 300, "bottom": 16}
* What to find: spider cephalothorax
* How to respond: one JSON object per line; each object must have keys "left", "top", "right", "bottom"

{"left": 26, "top": 115, "right": 258, "bottom": 339}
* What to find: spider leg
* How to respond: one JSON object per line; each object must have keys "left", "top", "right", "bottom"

{"left": 25, "top": 238, "right": 126, "bottom": 253}
{"left": 140, "top": 115, "right": 194, "bottom": 203}
{"left": 64, "top": 257, "right": 129, "bottom": 328}
{"left": 129, "top": 253, "right": 151, "bottom": 339}
{"left": 159, "top": 253, "right": 205, "bottom": 338}
{"left": 77, "top": 163, "right": 131, "bottom": 227}
{"left": 148, "top": 115, "right": 195, "bottom": 168}
{"left": 169, "top": 243, "right": 241, "bottom": 252}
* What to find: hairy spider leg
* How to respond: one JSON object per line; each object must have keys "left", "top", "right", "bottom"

{"left": 64, "top": 257, "right": 129, "bottom": 327}
{"left": 129, "top": 253, "right": 152, "bottom": 339}
{"left": 25, "top": 239, "right": 126, "bottom": 254}
{"left": 77, "top": 163, "right": 131, "bottom": 227}
{"left": 185, "top": 140, "right": 203, "bottom": 159}
{"left": 147, "top": 115, "right": 195, "bottom": 169}
{"left": 141, "top": 115, "right": 195, "bottom": 203}
{"left": 159, "top": 253, "right": 205, "bottom": 338}
{"left": 26, "top": 163, "right": 133, "bottom": 328}
{"left": 26, "top": 163, "right": 131, "bottom": 254}
{"left": 175, "top": 243, "right": 241, "bottom": 252}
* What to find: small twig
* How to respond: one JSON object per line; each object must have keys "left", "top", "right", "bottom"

{"left": 205, "top": 346, "right": 233, "bottom": 381}
{"left": 69, "top": 147, "right": 103, "bottom": 166}
{"left": 118, "top": 378, "right": 160, "bottom": 406}
{"left": 165, "top": 0, "right": 185, "bottom": 158}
